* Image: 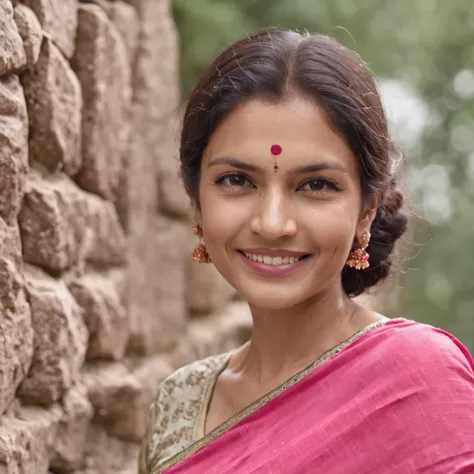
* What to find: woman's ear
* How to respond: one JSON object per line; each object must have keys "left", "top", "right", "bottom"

{"left": 356, "top": 192, "right": 380, "bottom": 236}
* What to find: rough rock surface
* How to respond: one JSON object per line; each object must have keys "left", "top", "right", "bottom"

{"left": 127, "top": 217, "right": 187, "bottom": 355}
{"left": 67, "top": 270, "right": 129, "bottom": 360}
{"left": 0, "top": 405, "right": 62, "bottom": 473}
{"left": 19, "top": 169, "right": 126, "bottom": 273}
{"left": 77, "top": 424, "right": 141, "bottom": 474}
{"left": 22, "top": 0, "right": 78, "bottom": 59}
{"left": 84, "top": 191, "right": 127, "bottom": 268}
{"left": 130, "top": 0, "right": 180, "bottom": 122}
{"left": 72, "top": 4, "right": 131, "bottom": 200}
{"left": 157, "top": 116, "right": 190, "bottom": 219}
{"left": 13, "top": 4, "right": 43, "bottom": 69}
{"left": 172, "top": 302, "right": 252, "bottom": 368}
{"left": 0, "top": 222, "right": 33, "bottom": 416}
{"left": 21, "top": 39, "right": 82, "bottom": 175}
{"left": 18, "top": 265, "right": 88, "bottom": 406}
{"left": 19, "top": 170, "right": 91, "bottom": 272}
{"left": 84, "top": 356, "right": 171, "bottom": 442}
{"left": 0, "top": 75, "right": 31, "bottom": 417}
{"left": 0, "top": 0, "right": 26, "bottom": 75}
{"left": 0, "top": 75, "right": 28, "bottom": 224}
{"left": 107, "top": 1, "right": 140, "bottom": 63}
{"left": 50, "top": 384, "right": 94, "bottom": 473}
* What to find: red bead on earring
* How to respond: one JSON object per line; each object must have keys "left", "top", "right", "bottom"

{"left": 346, "top": 232, "right": 371, "bottom": 270}
{"left": 192, "top": 224, "right": 211, "bottom": 263}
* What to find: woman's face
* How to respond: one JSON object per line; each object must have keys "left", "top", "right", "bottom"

{"left": 196, "top": 96, "right": 375, "bottom": 310}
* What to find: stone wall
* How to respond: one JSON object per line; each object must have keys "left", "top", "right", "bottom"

{"left": 0, "top": 1, "right": 251, "bottom": 472}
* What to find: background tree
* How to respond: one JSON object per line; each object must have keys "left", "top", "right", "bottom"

{"left": 172, "top": 0, "right": 474, "bottom": 350}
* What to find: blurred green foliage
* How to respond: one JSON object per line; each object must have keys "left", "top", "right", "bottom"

{"left": 172, "top": 0, "right": 474, "bottom": 350}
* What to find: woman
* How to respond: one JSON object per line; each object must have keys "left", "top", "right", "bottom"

{"left": 139, "top": 29, "right": 474, "bottom": 473}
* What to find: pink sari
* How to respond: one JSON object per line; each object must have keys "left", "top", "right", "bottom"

{"left": 160, "top": 319, "right": 474, "bottom": 473}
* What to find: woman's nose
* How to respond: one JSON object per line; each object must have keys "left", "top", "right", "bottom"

{"left": 249, "top": 189, "right": 297, "bottom": 240}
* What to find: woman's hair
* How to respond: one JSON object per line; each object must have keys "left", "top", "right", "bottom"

{"left": 179, "top": 29, "right": 408, "bottom": 297}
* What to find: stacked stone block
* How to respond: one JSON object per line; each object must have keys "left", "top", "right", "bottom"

{"left": 0, "top": 1, "right": 251, "bottom": 472}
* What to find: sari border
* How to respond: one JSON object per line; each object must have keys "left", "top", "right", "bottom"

{"left": 153, "top": 318, "right": 389, "bottom": 474}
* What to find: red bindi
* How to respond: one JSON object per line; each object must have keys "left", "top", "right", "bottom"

{"left": 270, "top": 144, "right": 282, "bottom": 156}
{"left": 270, "top": 144, "right": 282, "bottom": 172}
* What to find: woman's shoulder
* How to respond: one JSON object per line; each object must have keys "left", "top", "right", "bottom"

{"left": 375, "top": 318, "right": 474, "bottom": 376}
{"left": 360, "top": 319, "right": 474, "bottom": 468}
{"left": 139, "top": 352, "right": 230, "bottom": 474}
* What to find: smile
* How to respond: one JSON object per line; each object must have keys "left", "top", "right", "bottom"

{"left": 237, "top": 249, "right": 311, "bottom": 276}
{"left": 242, "top": 252, "right": 306, "bottom": 265}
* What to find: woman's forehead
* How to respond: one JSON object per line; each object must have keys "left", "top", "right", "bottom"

{"left": 203, "top": 97, "right": 357, "bottom": 172}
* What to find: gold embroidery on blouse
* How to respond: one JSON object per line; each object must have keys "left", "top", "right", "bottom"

{"left": 193, "top": 357, "right": 229, "bottom": 441}
{"left": 145, "top": 353, "right": 230, "bottom": 473}
{"left": 151, "top": 319, "right": 388, "bottom": 474}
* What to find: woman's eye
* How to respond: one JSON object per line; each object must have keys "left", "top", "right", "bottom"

{"left": 216, "top": 173, "right": 253, "bottom": 187}
{"left": 299, "top": 178, "right": 338, "bottom": 192}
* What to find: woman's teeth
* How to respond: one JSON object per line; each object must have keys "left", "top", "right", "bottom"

{"left": 243, "top": 253, "right": 305, "bottom": 265}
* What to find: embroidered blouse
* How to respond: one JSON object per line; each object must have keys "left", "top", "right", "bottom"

{"left": 138, "top": 353, "right": 230, "bottom": 474}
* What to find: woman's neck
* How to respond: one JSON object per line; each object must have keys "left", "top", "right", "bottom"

{"left": 231, "top": 285, "right": 380, "bottom": 386}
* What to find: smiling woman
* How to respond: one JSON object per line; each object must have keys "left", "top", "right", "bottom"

{"left": 139, "top": 29, "right": 474, "bottom": 474}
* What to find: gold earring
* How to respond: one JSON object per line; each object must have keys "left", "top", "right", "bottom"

{"left": 192, "top": 224, "right": 211, "bottom": 263}
{"left": 346, "top": 232, "right": 370, "bottom": 270}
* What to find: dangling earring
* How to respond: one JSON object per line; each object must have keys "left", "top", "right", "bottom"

{"left": 346, "top": 232, "right": 371, "bottom": 270}
{"left": 192, "top": 224, "right": 211, "bottom": 263}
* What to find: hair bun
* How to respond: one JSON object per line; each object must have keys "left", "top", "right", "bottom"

{"left": 342, "top": 185, "right": 408, "bottom": 296}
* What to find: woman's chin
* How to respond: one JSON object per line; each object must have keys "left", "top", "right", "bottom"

{"left": 242, "top": 289, "right": 309, "bottom": 312}
{"left": 232, "top": 276, "right": 339, "bottom": 311}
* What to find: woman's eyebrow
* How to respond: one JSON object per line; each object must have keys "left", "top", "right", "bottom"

{"left": 291, "top": 162, "right": 348, "bottom": 174}
{"left": 207, "top": 157, "right": 263, "bottom": 172}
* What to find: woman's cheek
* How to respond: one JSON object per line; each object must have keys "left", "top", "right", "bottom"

{"left": 309, "top": 205, "right": 357, "bottom": 254}
{"left": 201, "top": 201, "right": 244, "bottom": 249}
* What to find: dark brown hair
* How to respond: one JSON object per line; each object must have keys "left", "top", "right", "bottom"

{"left": 180, "top": 29, "right": 407, "bottom": 296}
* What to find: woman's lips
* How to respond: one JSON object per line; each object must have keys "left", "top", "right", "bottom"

{"left": 237, "top": 250, "right": 311, "bottom": 276}
{"left": 238, "top": 248, "right": 308, "bottom": 257}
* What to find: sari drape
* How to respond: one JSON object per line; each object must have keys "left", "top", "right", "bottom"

{"left": 160, "top": 319, "right": 474, "bottom": 473}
